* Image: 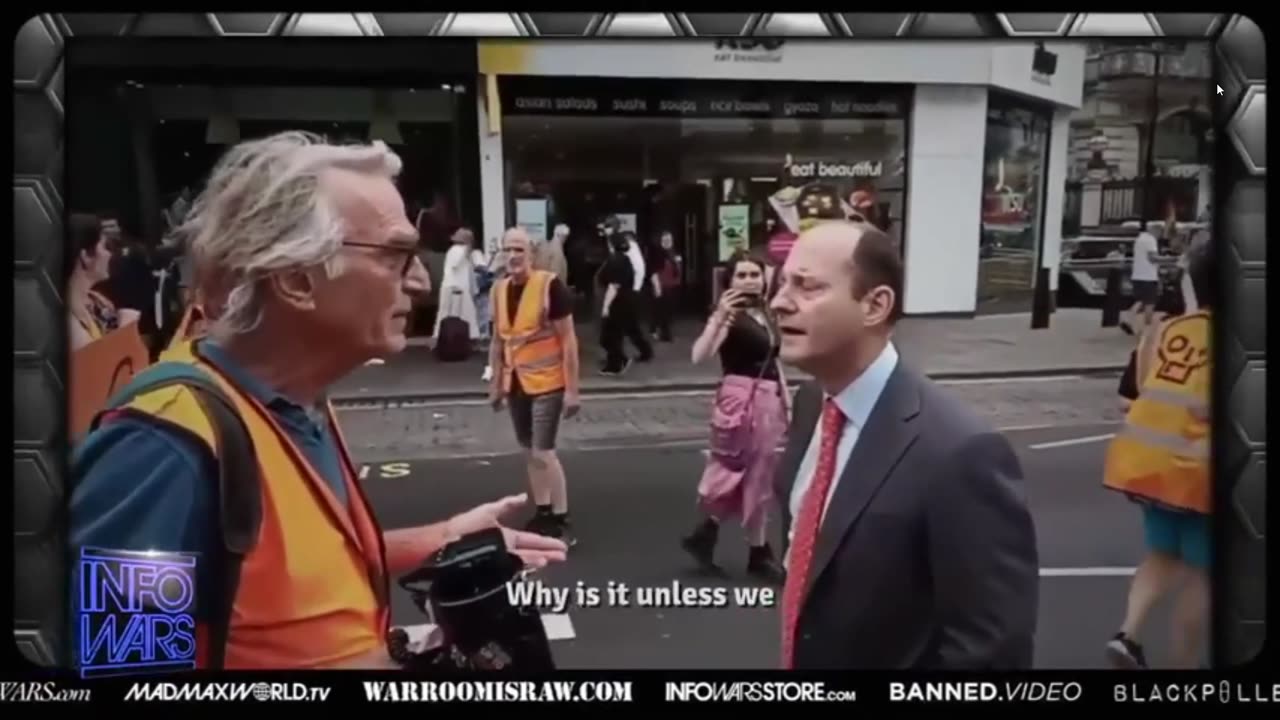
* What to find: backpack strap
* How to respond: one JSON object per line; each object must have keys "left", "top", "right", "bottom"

{"left": 91, "top": 362, "right": 261, "bottom": 670}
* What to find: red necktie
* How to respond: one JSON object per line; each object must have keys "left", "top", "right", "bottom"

{"left": 781, "top": 399, "right": 845, "bottom": 669}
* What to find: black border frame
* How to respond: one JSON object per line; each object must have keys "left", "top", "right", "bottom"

{"left": 10, "top": 12, "right": 1268, "bottom": 672}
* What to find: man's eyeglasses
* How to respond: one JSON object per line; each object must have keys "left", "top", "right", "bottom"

{"left": 343, "top": 241, "right": 418, "bottom": 276}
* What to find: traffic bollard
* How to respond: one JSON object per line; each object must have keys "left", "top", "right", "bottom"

{"left": 1031, "top": 267, "right": 1052, "bottom": 329}
{"left": 1101, "top": 268, "right": 1123, "bottom": 328}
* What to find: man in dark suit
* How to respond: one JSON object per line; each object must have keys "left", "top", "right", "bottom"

{"left": 770, "top": 220, "right": 1039, "bottom": 670}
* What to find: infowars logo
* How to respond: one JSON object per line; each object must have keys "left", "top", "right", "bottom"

{"left": 714, "top": 39, "right": 785, "bottom": 64}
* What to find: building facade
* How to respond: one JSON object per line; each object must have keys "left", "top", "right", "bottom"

{"left": 66, "top": 37, "right": 482, "bottom": 336}
{"left": 476, "top": 38, "right": 1086, "bottom": 316}
{"left": 69, "top": 38, "right": 482, "bottom": 246}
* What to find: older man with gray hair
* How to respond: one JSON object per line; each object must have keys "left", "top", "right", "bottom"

{"left": 68, "top": 132, "right": 565, "bottom": 670}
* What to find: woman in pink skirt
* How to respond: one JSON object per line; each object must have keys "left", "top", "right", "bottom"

{"left": 681, "top": 252, "right": 789, "bottom": 585}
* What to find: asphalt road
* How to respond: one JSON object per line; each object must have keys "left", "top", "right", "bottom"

{"left": 352, "top": 421, "right": 1193, "bottom": 670}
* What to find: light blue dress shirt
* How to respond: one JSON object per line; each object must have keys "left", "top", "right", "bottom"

{"left": 785, "top": 342, "right": 900, "bottom": 564}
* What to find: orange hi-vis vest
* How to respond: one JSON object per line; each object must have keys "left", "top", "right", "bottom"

{"left": 116, "top": 342, "right": 391, "bottom": 668}
{"left": 170, "top": 304, "right": 207, "bottom": 347}
{"left": 1103, "top": 310, "right": 1212, "bottom": 514}
{"left": 494, "top": 270, "right": 567, "bottom": 395}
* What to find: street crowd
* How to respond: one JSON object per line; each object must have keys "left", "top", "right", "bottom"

{"left": 66, "top": 132, "right": 1214, "bottom": 671}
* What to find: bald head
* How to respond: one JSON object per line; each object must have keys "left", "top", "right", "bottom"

{"left": 771, "top": 220, "right": 901, "bottom": 382}
{"left": 502, "top": 226, "right": 533, "bottom": 277}
{"left": 504, "top": 226, "right": 531, "bottom": 248}
{"left": 798, "top": 221, "right": 903, "bottom": 322}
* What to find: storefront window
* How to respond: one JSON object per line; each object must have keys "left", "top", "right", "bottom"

{"left": 500, "top": 76, "right": 908, "bottom": 307}
{"left": 136, "top": 84, "right": 466, "bottom": 336}
{"left": 979, "top": 95, "right": 1052, "bottom": 314}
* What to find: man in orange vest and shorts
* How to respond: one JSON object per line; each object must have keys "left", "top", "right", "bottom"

{"left": 69, "top": 132, "right": 566, "bottom": 670}
{"left": 489, "top": 227, "right": 583, "bottom": 546}
{"left": 1103, "top": 234, "right": 1213, "bottom": 669}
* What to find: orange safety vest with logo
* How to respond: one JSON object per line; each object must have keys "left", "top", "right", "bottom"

{"left": 1103, "top": 310, "right": 1211, "bottom": 514}
{"left": 113, "top": 342, "right": 391, "bottom": 668}
{"left": 493, "top": 270, "right": 566, "bottom": 395}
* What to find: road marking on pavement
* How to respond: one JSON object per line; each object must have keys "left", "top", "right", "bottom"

{"left": 357, "top": 462, "right": 414, "bottom": 480}
{"left": 937, "top": 374, "right": 1083, "bottom": 386}
{"left": 541, "top": 613, "right": 577, "bottom": 641}
{"left": 1041, "top": 567, "right": 1136, "bottom": 577}
{"left": 1028, "top": 433, "right": 1116, "bottom": 450}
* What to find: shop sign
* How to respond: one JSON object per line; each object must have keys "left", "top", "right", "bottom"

{"left": 515, "top": 198, "right": 549, "bottom": 244}
{"left": 500, "top": 76, "right": 907, "bottom": 119}
{"left": 713, "top": 38, "right": 785, "bottom": 64}
{"left": 787, "top": 160, "right": 884, "bottom": 179}
{"left": 717, "top": 205, "right": 751, "bottom": 261}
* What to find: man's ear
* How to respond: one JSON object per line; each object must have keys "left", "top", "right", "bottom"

{"left": 267, "top": 270, "right": 318, "bottom": 312}
{"left": 861, "top": 285, "right": 896, "bottom": 328}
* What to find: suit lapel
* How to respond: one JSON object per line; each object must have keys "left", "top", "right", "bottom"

{"left": 804, "top": 364, "right": 922, "bottom": 598}
{"left": 775, "top": 381, "right": 821, "bottom": 528}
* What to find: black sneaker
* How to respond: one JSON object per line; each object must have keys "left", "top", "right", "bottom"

{"left": 1106, "top": 633, "right": 1148, "bottom": 669}
{"left": 552, "top": 517, "right": 578, "bottom": 548}
{"left": 524, "top": 513, "right": 556, "bottom": 537}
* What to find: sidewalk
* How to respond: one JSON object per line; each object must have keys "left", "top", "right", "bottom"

{"left": 331, "top": 309, "right": 1134, "bottom": 403}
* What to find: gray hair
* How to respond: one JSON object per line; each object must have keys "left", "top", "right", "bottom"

{"left": 176, "top": 131, "right": 402, "bottom": 335}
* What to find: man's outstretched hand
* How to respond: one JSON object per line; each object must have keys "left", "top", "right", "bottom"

{"left": 447, "top": 494, "right": 568, "bottom": 569}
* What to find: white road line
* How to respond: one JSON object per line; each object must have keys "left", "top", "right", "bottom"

{"left": 1029, "top": 433, "right": 1116, "bottom": 450}
{"left": 540, "top": 613, "right": 577, "bottom": 641}
{"left": 1041, "top": 567, "right": 1136, "bottom": 577}
{"left": 937, "top": 375, "right": 1081, "bottom": 386}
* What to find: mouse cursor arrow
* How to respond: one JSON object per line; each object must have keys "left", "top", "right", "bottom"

{"left": 1217, "top": 85, "right": 1224, "bottom": 96}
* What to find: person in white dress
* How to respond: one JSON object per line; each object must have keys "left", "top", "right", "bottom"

{"left": 432, "top": 227, "right": 484, "bottom": 343}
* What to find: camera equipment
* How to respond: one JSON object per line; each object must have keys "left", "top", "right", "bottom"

{"left": 393, "top": 528, "right": 555, "bottom": 671}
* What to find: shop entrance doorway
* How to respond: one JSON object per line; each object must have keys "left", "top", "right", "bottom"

{"left": 648, "top": 182, "right": 714, "bottom": 314}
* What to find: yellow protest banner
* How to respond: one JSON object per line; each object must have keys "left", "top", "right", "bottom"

{"left": 69, "top": 321, "right": 152, "bottom": 439}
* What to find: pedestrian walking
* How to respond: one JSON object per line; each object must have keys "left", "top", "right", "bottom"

{"left": 681, "top": 252, "right": 788, "bottom": 585}
{"left": 771, "top": 220, "right": 1038, "bottom": 670}
{"left": 599, "top": 232, "right": 653, "bottom": 374}
{"left": 536, "top": 223, "right": 571, "bottom": 281}
{"left": 1103, "top": 234, "right": 1213, "bottom": 670}
{"left": 432, "top": 227, "right": 484, "bottom": 345}
{"left": 650, "top": 231, "right": 681, "bottom": 343}
{"left": 489, "top": 227, "right": 582, "bottom": 546}
{"left": 1121, "top": 222, "right": 1162, "bottom": 336}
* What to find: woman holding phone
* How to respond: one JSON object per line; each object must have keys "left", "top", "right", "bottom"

{"left": 680, "top": 252, "right": 788, "bottom": 584}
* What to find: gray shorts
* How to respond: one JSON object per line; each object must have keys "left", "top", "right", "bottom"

{"left": 1132, "top": 280, "right": 1159, "bottom": 305}
{"left": 508, "top": 389, "right": 565, "bottom": 450}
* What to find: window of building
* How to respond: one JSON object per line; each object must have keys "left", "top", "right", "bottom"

{"left": 979, "top": 94, "right": 1052, "bottom": 314}
{"left": 499, "top": 77, "right": 909, "bottom": 306}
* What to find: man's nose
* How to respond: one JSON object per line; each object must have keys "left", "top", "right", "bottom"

{"left": 403, "top": 255, "right": 430, "bottom": 297}
{"left": 770, "top": 287, "right": 793, "bottom": 314}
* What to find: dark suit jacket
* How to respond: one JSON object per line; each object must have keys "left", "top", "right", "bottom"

{"left": 776, "top": 361, "right": 1039, "bottom": 669}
